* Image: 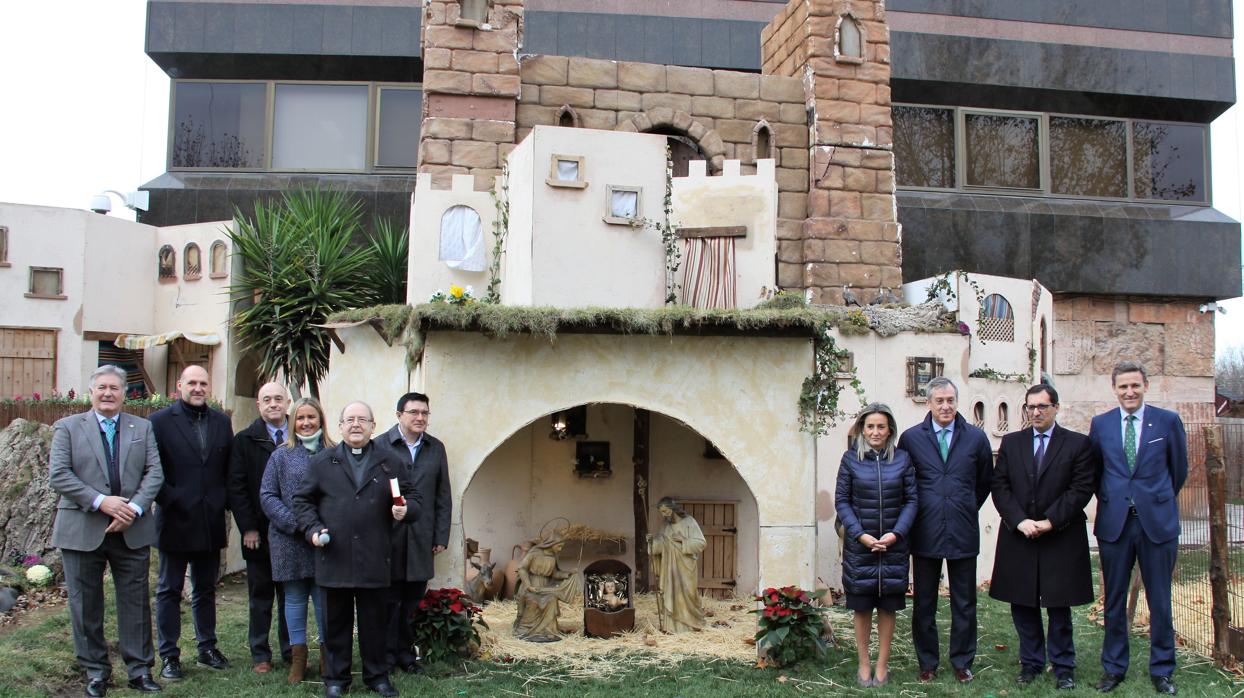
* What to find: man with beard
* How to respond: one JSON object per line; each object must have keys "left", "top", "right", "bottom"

{"left": 149, "top": 365, "right": 233, "bottom": 680}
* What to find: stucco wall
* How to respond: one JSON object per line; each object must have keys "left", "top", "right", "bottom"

{"left": 408, "top": 174, "right": 497, "bottom": 305}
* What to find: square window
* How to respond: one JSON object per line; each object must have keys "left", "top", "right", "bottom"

{"left": 964, "top": 112, "right": 1040, "bottom": 190}
{"left": 458, "top": 0, "right": 489, "bottom": 26}
{"left": 27, "top": 266, "right": 65, "bottom": 299}
{"left": 546, "top": 154, "right": 587, "bottom": 189}
{"left": 604, "top": 185, "right": 641, "bottom": 224}
{"left": 376, "top": 88, "right": 423, "bottom": 168}
{"left": 273, "top": 84, "right": 368, "bottom": 170}
{"left": 894, "top": 106, "right": 955, "bottom": 189}
{"left": 171, "top": 82, "right": 267, "bottom": 168}
{"left": 906, "top": 356, "right": 944, "bottom": 398}
{"left": 1133, "top": 121, "right": 1206, "bottom": 202}
{"left": 834, "top": 351, "right": 855, "bottom": 379}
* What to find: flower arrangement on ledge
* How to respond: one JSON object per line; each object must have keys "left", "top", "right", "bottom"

{"left": 752, "top": 586, "right": 830, "bottom": 668}
{"left": 410, "top": 587, "right": 487, "bottom": 664}
{"left": 428, "top": 284, "right": 477, "bottom": 306}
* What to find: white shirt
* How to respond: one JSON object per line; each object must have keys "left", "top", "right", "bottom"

{"left": 934, "top": 422, "right": 953, "bottom": 449}
{"left": 90, "top": 411, "right": 143, "bottom": 517}
{"left": 1121, "top": 404, "right": 1145, "bottom": 454}
{"left": 1032, "top": 424, "right": 1055, "bottom": 455}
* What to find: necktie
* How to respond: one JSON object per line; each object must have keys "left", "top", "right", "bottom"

{"left": 103, "top": 418, "right": 117, "bottom": 455}
{"left": 275, "top": 429, "right": 284, "bottom": 446}
{"left": 1034, "top": 433, "right": 1047, "bottom": 478}
{"left": 1124, "top": 415, "right": 1137, "bottom": 473}
{"left": 938, "top": 428, "right": 949, "bottom": 461}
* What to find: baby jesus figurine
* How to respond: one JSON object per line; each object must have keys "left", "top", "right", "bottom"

{"left": 598, "top": 580, "right": 626, "bottom": 612}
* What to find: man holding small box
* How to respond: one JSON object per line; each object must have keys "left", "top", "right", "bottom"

{"left": 292, "top": 401, "right": 418, "bottom": 698}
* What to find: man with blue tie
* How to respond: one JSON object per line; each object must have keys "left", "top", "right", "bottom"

{"left": 51, "top": 365, "right": 165, "bottom": 697}
{"left": 1089, "top": 361, "right": 1187, "bottom": 695}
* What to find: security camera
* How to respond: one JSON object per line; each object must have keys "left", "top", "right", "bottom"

{"left": 88, "top": 194, "right": 112, "bottom": 214}
{"left": 1199, "top": 302, "right": 1227, "bottom": 315}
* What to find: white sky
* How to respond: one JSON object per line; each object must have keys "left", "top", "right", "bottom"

{"left": 1, "top": 0, "right": 1243, "bottom": 356}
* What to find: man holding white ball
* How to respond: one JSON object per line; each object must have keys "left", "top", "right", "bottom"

{"left": 292, "top": 401, "right": 419, "bottom": 698}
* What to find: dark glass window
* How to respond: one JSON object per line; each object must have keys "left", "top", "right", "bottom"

{"left": 1133, "top": 121, "right": 1206, "bottom": 202}
{"left": 893, "top": 106, "right": 954, "bottom": 188}
{"left": 376, "top": 88, "right": 423, "bottom": 168}
{"left": 1050, "top": 117, "right": 1127, "bottom": 198}
{"left": 965, "top": 113, "right": 1039, "bottom": 189}
{"left": 171, "top": 83, "right": 266, "bottom": 168}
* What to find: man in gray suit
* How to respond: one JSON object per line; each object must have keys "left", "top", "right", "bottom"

{"left": 51, "top": 365, "right": 165, "bottom": 697}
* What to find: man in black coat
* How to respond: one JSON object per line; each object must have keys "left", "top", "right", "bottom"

{"left": 382, "top": 392, "right": 452, "bottom": 674}
{"left": 896, "top": 376, "right": 993, "bottom": 684}
{"left": 293, "top": 401, "right": 418, "bottom": 698}
{"left": 149, "top": 365, "right": 233, "bottom": 680}
{"left": 226, "top": 381, "right": 292, "bottom": 673}
{"left": 989, "top": 384, "right": 1095, "bottom": 690}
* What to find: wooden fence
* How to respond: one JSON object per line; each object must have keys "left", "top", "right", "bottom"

{"left": 0, "top": 403, "right": 164, "bottom": 429}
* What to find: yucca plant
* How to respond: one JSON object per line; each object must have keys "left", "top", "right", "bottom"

{"left": 228, "top": 189, "right": 377, "bottom": 397}
{"left": 363, "top": 217, "right": 409, "bottom": 305}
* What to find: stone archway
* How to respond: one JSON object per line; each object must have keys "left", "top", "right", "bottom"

{"left": 616, "top": 109, "right": 727, "bottom": 173}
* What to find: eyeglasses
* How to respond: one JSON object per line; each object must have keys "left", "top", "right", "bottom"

{"left": 1024, "top": 403, "right": 1056, "bottom": 413}
{"left": 341, "top": 417, "right": 374, "bottom": 425}
{"left": 401, "top": 409, "right": 431, "bottom": 417}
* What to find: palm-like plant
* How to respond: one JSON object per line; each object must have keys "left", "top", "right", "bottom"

{"left": 363, "top": 217, "right": 409, "bottom": 305}
{"left": 228, "top": 189, "right": 377, "bottom": 397}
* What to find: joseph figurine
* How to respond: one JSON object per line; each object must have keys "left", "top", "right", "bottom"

{"left": 648, "top": 497, "right": 706, "bottom": 633}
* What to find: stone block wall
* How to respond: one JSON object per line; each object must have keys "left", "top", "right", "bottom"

{"left": 760, "top": 0, "right": 810, "bottom": 77}
{"left": 419, "top": 0, "right": 525, "bottom": 189}
{"left": 1052, "top": 296, "right": 1216, "bottom": 430}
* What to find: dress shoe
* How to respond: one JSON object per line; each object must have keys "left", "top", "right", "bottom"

{"left": 1151, "top": 675, "right": 1177, "bottom": 695}
{"left": 253, "top": 661, "right": 272, "bottom": 674}
{"left": 1017, "top": 669, "right": 1039, "bottom": 686}
{"left": 370, "top": 680, "right": 399, "bottom": 697}
{"left": 1056, "top": 674, "right": 1076, "bottom": 690}
{"left": 399, "top": 659, "right": 424, "bottom": 675}
{"left": 1096, "top": 673, "right": 1125, "bottom": 692}
{"left": 197, "top": 648, "right": 231, "bottom": 670}
{"left": 159, "top": 658, "right": 182, "bottom": 681}
{"left": 918, "top": 668, "right": 937, "bottom": 682}
{"left": 955, "top": 667, "right": 974, "bottom": 683}
{"left": 84, "top": 678, "right": 107, "bottom": 697}
{"left": 126, "top": 674, "right": 162, "bottom": 693}
{"left": 324, "top": 685, "right": 346, "bottom": 698}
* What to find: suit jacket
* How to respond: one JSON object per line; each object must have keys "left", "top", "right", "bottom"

{"left": 150, "top": 401, "right": 233, "bottom": 552}
{"left": 382, "top": 425, "right": 452, "bottom": 582}
{"left": 227, "top": 417, "right": 279, "bottom": 561}
{"left": 291, "top": 441, "right": 420, "bottom": 589}
{"left": 989, "top": 424, "right": 1095, "bottom": 607}
{"left": 1089, "top": 404, "right": 1188, "bottom": 544}
{"left": 49, "top": 410, "right": 164, "bottom": 552}
{"left": 897, "top": 413, "right": 994, "bottom": 560}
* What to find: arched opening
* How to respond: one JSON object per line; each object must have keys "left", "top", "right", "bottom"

{"left": 184, "top": 242, "right": 202, "bottom": 280}
{"left": 837, "top": 14, "right": 863, "bottom": 61}
{"left": 644, "top": 126, "right": 708, "bottom": 177}
{"left": 1039, "top": 318, "right": 1048, "bottom": 373}
{"left": 972, "top": 400, "right": 985, "bottom": 428}
{"left": 752, "top": 121, "right": 773, "bottom": 163}
{"left": 209, "top": 240, "right": 228, "bottom": 278}
{"left": 979, "top": 293, "right": 1015, "bottom": 342}
{"left": 462, "top": 403, "right": 759, "bottom": 598}
{"left": 158, "top": 244, "right": 176, "bottom": 280}
{"left": 556, "top": 104, "right": 579, "bottom": 128}
{"left": 997, "top": 401, "right": 1010, "bottom": 433}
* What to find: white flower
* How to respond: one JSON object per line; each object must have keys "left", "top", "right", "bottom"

{"left": 25, "top": 564, "right": 52, "bottom": 586}
{"left": 465, "top": 285, "right": 475, "bottom": 296}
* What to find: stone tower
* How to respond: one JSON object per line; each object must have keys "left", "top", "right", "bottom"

{"left": 762, "top": 0, "right": 900, "bottom": 305}
{"left": 418, "top": 0, "right": 524, "bottom": 189}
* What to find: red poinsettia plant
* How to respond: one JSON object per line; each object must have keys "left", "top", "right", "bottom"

{"left": 411, "top": 587, "right": 488, "bottom": 664}
{"left": 752, "top": 585, "right": 829, "bottom": 668}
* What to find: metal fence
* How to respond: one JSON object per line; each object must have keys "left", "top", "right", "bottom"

{"left": 1173, "top": 422, "right": 1244, "bottom": 660}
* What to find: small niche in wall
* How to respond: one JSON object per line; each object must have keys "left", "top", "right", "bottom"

{"left": 972, "top": 401, "right": 985, "bottom": 428}
{"left": 575, "top": 441, "right": 611, "bottom": 478}
{"left": 184, "top": 242, "right": 202, "bottom": 280}
{"left": 457, "top": 0, "right": 489, "bottom": 27}
{"left": 158, "top": 244, "right": 176, "bottom": 280}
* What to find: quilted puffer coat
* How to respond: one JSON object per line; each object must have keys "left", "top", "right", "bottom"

{"left": 835, "top": 448, "right": 918, "bottom": 596}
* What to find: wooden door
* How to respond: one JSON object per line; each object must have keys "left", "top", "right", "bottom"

{"left": 166, "top": 337, "right": 212, "bottom": 392}
{"left": 680, "top": 500, "right": 737, "bottom": 599}
{"left": 0, "top": 328, "right": 56, "bottom": 397}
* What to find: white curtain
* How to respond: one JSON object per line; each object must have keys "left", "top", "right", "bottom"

{"left": 439, "top": 205, "right": 486, "bottom": 271}
{"left": 610, "top": 190, "right": 638, "bottom": 219}
{"left": 556, "top": 159, "right": 580, "bottom": 181}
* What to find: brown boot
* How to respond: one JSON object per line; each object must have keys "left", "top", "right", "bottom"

{"left": 287, "top": 644, "right": 308, "bottom": 685}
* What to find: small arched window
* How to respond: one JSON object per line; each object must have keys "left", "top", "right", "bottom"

{"left": 972, "top": 401, "right": 985, "bottom": 428}
{"left": 184, "top": 243, "right": 202, "bottom": 280}
{"left": 752, "top": 121, "right": 773, "bottom": 163}
{"left": 837, "top": 15, "right": 863, "bottom": 61}
{"left": 556, "top": 104, "right": 580, "bottom": 128}
{"left": 979, "top": 293, "right": 1015, "bottom": 341}
{"left": 158, "top": 245, "right": 176, "bottom": 280}
{"left": 209, "top": 240, "right": 228, "bottom": 278}
{"left": 997, "top": 402, "right": 1010, "bottom": 432}
{"left": 439, "top": 205, "right": 486, "bottom": 271}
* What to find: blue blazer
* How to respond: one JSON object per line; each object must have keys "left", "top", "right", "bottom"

{"left": 1088, "top": 405, "right": 1188, "bottom": 545}
{"left": 897, "top": 413, "right": 994, "bottom": 560}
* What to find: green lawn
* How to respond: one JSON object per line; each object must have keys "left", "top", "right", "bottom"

{"left": 0, "top": 571, "right": 1239, "bottom": 698}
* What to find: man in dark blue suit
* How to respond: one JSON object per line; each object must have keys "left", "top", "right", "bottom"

{"left": 1089, "top": 361, "right": 1187, "bottom": 695}
{"left": 897, "top": 377, "right": 993, "bottom": 684}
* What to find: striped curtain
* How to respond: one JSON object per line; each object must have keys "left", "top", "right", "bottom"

{"left": 679, "top": 237, "right": 736, "bottom": 309}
